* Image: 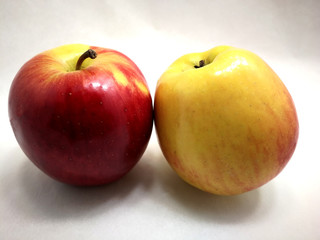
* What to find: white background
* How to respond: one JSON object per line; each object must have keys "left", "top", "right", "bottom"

{"left": 1, "top": 0, "right": 319, "bottom": 239}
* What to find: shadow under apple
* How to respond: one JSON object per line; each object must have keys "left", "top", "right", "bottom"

{"left": 5, "top": 148, "right": 155, "bottom": 221}
{"left": 152, "top": 150, "right": 268, "bottom": 224}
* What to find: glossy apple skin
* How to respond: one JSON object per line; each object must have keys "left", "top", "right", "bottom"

{"left": 9, "top": 44, "right": 153, "bottom": 186}
{"left": 155, "top": 46, "right": 299, "bottom": 195}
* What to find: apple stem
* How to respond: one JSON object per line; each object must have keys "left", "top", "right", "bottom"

{"left": 194, "top": 60, "right": 205, "bottom": 69}
{"left": 76, "top": 49, "right": 97, "bottom": 70}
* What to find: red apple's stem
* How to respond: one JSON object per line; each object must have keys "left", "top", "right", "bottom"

{"left": 76, "top": 49, "right": 97, "bottom": 70}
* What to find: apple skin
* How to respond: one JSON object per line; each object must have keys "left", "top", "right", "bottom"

{"left": 155, "top": 46, "right": 299, "bottom": 195}
{"left": 9, "top": 44, "right": 153, "bottom": 186}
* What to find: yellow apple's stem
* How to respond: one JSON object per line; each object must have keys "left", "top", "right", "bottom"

{"left": 194, "top": 60, "right": 205, "bottom": 69}
{"left": 76, "top": 49, "right": 97, "bottom": 70}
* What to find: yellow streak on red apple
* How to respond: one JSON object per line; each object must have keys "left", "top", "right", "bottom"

{"left": 111, "top": 68, "right": 129, "bottom": 86}
{"left": 32, "top": 44, "right": 149, "bottom": 96}
{"left": 135, "top": 81, "right": 149, "bottom": 95}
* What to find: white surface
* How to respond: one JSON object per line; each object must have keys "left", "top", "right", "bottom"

{"left": 1, "top": 0, "right": 320, "bottom": 239}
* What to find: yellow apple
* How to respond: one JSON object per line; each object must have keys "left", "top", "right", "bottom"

{"left": 154, "top": 46, "right": 299, "bottom": 195}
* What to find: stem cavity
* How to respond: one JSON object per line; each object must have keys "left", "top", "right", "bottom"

{"left": 194, "top": 60, "right": 205, "bottom": 69}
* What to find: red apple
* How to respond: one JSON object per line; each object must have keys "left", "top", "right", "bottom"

{"left": 8, "top": 44, "right": 153, "bottom": 186}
